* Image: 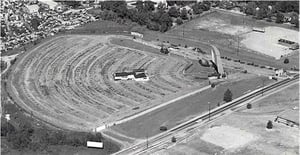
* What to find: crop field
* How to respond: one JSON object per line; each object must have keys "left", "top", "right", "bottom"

{"left": 6, "top": 35, "right": 209, "bottom": 131}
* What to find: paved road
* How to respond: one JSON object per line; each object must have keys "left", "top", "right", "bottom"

{"left": 114, "top": 74, "right": 299, "bottom": 155}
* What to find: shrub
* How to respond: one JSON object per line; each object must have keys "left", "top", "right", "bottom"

{"left": 284, "top": 58, "right": 289, "bottom": 64}
{"left": 185, "top": 45, "right": 188, "bottom": 48}
{"left": 266, "top": 120, "right": 273, "bottom": 129}
{"left": 247, "top": 103, "right": 252, "bottom": 109}
{"left": 211, "top": 83, "right": 215, "bottom": 88}
{"left": 223, "top": 89, "right": 233, "bottom": 102}
{"left": 171, "top": 136, "right": 176, "bottom": 142}
{"left": 160, "top": 126, "right": 167, "bottom": 131}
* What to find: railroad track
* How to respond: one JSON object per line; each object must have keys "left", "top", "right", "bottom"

{"left": 114, "top": 74, "right": 299, "bottom": 155}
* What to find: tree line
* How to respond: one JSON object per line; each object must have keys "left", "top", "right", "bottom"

{"left": 93, "top": 1, "right": 211, "bottom": 32}
{"left": 243, "top": 1, "right": 299, "bottom": 27}
{"left": 1, "top": 117, "right": 115, "bottom": 152}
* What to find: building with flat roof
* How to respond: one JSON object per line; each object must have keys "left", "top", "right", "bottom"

{"left": 113, "top": 69, "right": 149, "bottom": 81}
{"left": 275, "top": 109, "right": 299, "bottom": 127}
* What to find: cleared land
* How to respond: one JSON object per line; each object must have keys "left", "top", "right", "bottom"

{"left": 111, "top": 73, "right": 273, "bottom": 138}
{"left": 7, "top": 35, "right": 210, "bottom": 131}
{"left": 156, "top": 83, "right": 299, "bottom": 155}
{"left": 241, "top": 26, "right": 299, "bottom": 59}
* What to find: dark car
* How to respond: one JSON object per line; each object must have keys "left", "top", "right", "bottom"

{"left": 160, "top": 126, "right": 167, "bottom": 131}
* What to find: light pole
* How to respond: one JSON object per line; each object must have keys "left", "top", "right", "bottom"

{"left": 208, "top": 102, "right": 211, "bottom": 121}
{"left": 146, "top": 133, "right": 149, "bottom": 149}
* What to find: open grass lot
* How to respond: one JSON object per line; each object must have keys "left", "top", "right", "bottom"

{"left": 2, "top": 140, "right": 119, "bottom": 155}
{"left": 69, "top": 20, "right": 132, "bottom": 34}
{"left": 141, "top": 10, "right": 299, "bottom": 70}
{"left": 111, "top": 74, "right": 273, "bottom": 138}
{"left": 6, "top": 34, "right": 210, "bottom": 132}
{"left": 156, "top": 82, "right": 299, "bottom": 155}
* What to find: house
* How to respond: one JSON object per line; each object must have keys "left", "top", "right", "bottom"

{"left": 275, "top": 109, "right": 299, "bottom": 127}
{"left": 275, "top": 69, "right": 286, "bottom": 77}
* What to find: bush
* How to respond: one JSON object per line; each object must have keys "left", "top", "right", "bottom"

{"left": 211, "top": 83, "right": 215, "bottom": 88}
{"left": 223, "top": 89, "right": 233, "bottom": 102}
{"left": 266, "top": 120, "right": 273, "bottom": 129}
{"left": 247, "top": 103, "right": 252, "bottom": 109}
{"left": 171, "top": 136, "right": 176, "bottom": 142}
{"left": 284, "top": 58, "right": 289, "bottom": 64}
{"left": 175, "top": 18, "right": 183, "bottom": 25}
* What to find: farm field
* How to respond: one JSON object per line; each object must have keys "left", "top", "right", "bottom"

{"left": 156, "top": 82, "right": 299, "bottom": 155}
{"left": 111, "top": 73, "right": 274, "bottom": 138}
{"left": 6, "top": 34, "right": 210, "bottom": 132}
{"left": 143, "top": 10, "right": 299, "bottom": 70}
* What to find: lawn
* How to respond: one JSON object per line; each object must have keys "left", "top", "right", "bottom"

{"left": 111, "top": 74, "right": 273, "bottom": 138}
{"left": 69, "top": 20, "right": 132, "bottom": 34}
{"left": 110, "top": 38, "right": 160, "bottom": 54}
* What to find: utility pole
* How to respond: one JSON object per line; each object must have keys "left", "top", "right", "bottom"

{"left": 208, "top": 102, "right": 211, "bottom": 121}
{"left": 261, "top": 77, "right": 265, "bottom": 96}
{"left": 237, "top": 36, "right": 239, "bottom": 56}
{"left": 146, "top": 133, "right": 149, "bottom": 149}
{"left": 182, "top": 24, "right": 185, "bottom": 39}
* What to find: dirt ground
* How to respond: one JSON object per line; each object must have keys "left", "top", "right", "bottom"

{"left": 241, "top": 26, "right": 299, "bottom": 59}
{"left": 6, "top": 34, "right": 210, "bottom": 132}
{"left": 155, "top": 83, "right": 299, "bottom": 155}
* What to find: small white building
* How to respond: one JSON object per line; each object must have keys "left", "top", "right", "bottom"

{"left": 275, "top": 69, "right": 286, "bottom": 77}
{"left": 87, "top": 141, "right": 103, "bottom": 149}
{"left": 113, "top": 69, "right": 149, "bottom": 81}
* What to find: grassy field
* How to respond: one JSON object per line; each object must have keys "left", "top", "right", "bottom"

{"left": 140, "top": 10, "right": 299, "bottom": 71}
{"left": 110, "top": 38, "right": 160, "bottom": 54}
{"left": 157, "top": 83, "right": 299, "bottom": 155}
{"left": 111, "top": 74, "right": 273, "bottom": 138}
{"left": 69, "top": 20, "right": 132, "bottom": 34}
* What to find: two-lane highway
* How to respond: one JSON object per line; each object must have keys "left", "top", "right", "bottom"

{"left": 114, "top": 74, "right": 299, "bottom": 155}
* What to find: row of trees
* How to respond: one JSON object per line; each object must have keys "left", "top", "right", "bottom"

{"left": 244, "top": 1, "right": 299, "bottom": 27}
{"left": 95, "top": 1, "right": 211, "bottom": 32}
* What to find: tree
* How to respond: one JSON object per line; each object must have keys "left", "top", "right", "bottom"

{"left": 192, "top": 3, "right": 203, "bottom": 14}
{"left": 275, "top": 12, "right": 284, "bottom": 23}
{"left": 175, "top": 18, "right": 183, "bottom": 25}
{"left": 266, "top": 120, "right": 273, "bottom": 129}
{"left": 180, "top": 8, "right": 188, "bottom": 20}
{"left": 159, "top": 13, "right": 173, "bottom": 32}
{"left": 223, "top": 89, "right": 233, "bottom": 102}
{"left": 245, "top": 2, "right": 257, "bottom": 15}
{"left": 146, "top": 22, "right": 160, "bottom": 31}
{"left": 168, "top": 6, "right": 180, "bottom": 18}
{"left": 256, "top": 5, "right": 268, "bottom": 19}
{"left": 144, "top": 1, "right": 155, "bottom": 12}
{"left": 136, "top": 0, "right": 144, "bottom": 12}
{"left": 290, "top": 13, "right": 299, "bottom": 27}
{"left": 247, "top": 103, "right": 252, "bottom": 109}
{"left": 284, "top": 58, "right": 289, "bottom": 64}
